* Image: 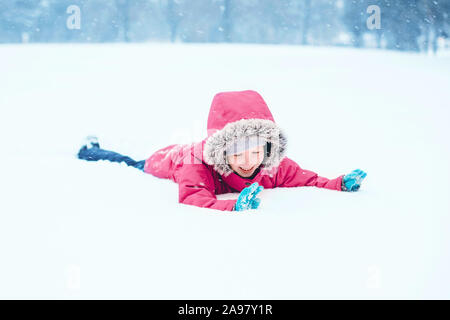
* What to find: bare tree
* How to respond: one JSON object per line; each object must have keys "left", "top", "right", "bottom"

{"left": 221, "top": 0, "right": 233, "bottom": 42}
{"left": 301, "top": 0, "right": 311, "bottom": 45}
{"left": 116, "top": 0, "right": 130, "bottom": 42}
{"left": 165, "top": 0, "right": 182, "bottom": 42}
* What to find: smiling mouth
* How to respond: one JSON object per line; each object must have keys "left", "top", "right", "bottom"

{"left": 239, "top": 166, "right": 254, "bottom": 173}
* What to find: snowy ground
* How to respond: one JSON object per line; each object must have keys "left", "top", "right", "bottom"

{"left": 0, "top": 43, "right": 449, "bottom": 299}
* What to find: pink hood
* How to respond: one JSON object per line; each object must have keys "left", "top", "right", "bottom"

{"left": 203, "top": 90, "right": 287, "bottom": 176}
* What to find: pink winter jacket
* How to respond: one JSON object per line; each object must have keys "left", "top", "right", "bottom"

{"left": 144, "top": 90, "right": 344, "bottom": 211}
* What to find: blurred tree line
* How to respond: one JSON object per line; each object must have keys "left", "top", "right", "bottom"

{"left": 0, "top": 0, "right": 448, "bottom": 52}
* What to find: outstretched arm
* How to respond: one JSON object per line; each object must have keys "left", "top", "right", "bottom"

{"left": 275, "top": 157, "right": 344, "bottom": 191}
{"left": 177, "top": 163, "right": 237, "bottom": 211}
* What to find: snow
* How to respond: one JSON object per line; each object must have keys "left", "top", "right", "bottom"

{"left": 0, "top": 43, "right": 449, "bottom": 299}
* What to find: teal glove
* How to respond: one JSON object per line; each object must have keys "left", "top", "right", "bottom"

{"left": 342, "top": 169, "right": 367, "bottom": 192}
{"left": 234, "top": 182, "right": 264, "bottom": 211}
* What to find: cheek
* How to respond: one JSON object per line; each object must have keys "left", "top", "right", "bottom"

{"left": 252, "top": 153, "right": 264, "bottom": 164}
{"left": 257, "top": 155, "right": 264, "bottom": 165}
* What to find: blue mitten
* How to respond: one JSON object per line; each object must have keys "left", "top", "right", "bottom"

{"left": 342, "top": 169, "right": 367, "bottom": 192}
{"left": 234, "top": 182, "right": 264, "bottom": 211}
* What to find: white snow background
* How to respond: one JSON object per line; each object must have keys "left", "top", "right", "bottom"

{"left": 0, "top": 43, "right": 449, "bottom": 299}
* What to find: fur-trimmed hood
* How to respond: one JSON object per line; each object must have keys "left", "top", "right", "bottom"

{"left": 203, "top": 90, "right": 287, "bottom": 176}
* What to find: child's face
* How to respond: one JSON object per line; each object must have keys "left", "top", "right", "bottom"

{"left": 226, "top": 145, "right": 265, "bottom": 178}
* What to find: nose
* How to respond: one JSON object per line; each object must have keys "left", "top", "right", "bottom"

{"left": 238, "top": 153, "right": 253, "bottom": 169}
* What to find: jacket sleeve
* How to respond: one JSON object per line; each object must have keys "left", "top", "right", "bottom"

{"left": 275, "top": 157, "right": 344, "bottom": 191}
{"left": 177, "top": 163, "right": 237, "bottom": 211}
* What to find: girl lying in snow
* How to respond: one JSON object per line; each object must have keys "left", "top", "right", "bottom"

{"left": 78, "top": 90, "right": 367, "bottom": 212}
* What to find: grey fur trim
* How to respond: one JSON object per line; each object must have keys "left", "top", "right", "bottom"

{"left": 203, "top": 119, "right": 287, "bottom": 176}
